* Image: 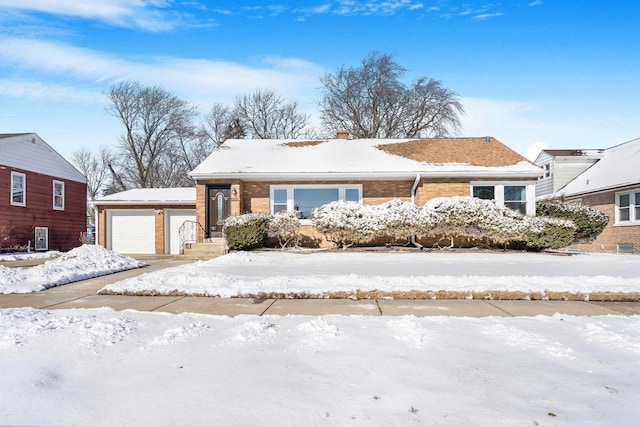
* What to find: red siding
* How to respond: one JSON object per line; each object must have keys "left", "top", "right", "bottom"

{"left": 0, "top": 165, "right": 87, "bottom": 252}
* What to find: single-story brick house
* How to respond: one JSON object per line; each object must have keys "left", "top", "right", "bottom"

{"left": 544, "top": 137, "right": 640, "bottom": 254}
{"left": 0, "top": 133, "right": 87, "bottom": 252}
{"left": 92, "top": 188, "right": 195, "bottom": 255}
{"left": 189, "top": 135, "right": 542, "bottom": 246}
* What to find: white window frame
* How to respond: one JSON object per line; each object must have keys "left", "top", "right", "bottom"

{"left": 470, "top": 181, "right": 537, "bottom": 216}
{"left": 53, "top": 180, "right": 65, "bottom": 211}
{"left": 541, "top": 163, "right": 551, "bottom": 179}
{"left": 270, "top": 184, "right": 363, "bottom": 223}
{"left": 10, "top": 171, "right": 26, "bottom": 207}
{"left": 614, "top": 189, "right": 640, "bottom": 226}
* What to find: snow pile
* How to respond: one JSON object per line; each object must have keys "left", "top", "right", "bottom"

{"left": 101, "top": 251, "right": 640, "bottom": 297}
{"left": 1, "top": 307, "right": 638, "bottom": 426}
{"left": 0, "top": 250, "right": 62, "bottom": 262}
{"left": 0, "top": 245, "right": 144, "bottom": 294}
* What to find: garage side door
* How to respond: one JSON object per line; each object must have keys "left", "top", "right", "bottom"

{"left": 166, "top": 209, "right": 196, "bottom": 254}
{"left": 108, "top": 210, "right": 155, "bottom": 254}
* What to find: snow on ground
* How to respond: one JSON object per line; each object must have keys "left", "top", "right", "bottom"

{"left": 102, "top": 250, "right": 640, "bottom": 297}
{"left": 0, "top": 307, "right": 638, "bottom": 426}
{"left": 0, "top": 245, "right": 143, "bottom": 294}
{"left": 0, "top": 250, "right": 62, "bottom": 262}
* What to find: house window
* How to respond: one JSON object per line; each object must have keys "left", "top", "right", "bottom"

{"left": 273, "top": 189, "right": 288, "bottom": 213}
{"left": 472, "top": 186, "right": 495, "bottom": 200}
{"left": 541, "top": 163, "right": 551, "bottom": 179}
{"left": 615, "top": 189, "right": 640, "bottom": 225}
{"left": 10, "top": 172, "right": 26, "bottom": 206}
{"left": 471, "top": 182, "right": 535, "bottom": 215}
{"left": 270, "top": 185, "right": 363, "bottom": 219}
{"left": 53, "top": 180, "right": 65, "bottom": 210}
{"left": 504, "top": 186, "right": 527, "bottom": 215}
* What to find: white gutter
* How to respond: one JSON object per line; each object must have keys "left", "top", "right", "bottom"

{"left": 91, "top": 200, "right": 196, "bottom": 206}
{"left": 410, "top": 174, "right": 423, "bottom": 250}
{"left": 189, "top": 169, "right": 543, "bottom": 181}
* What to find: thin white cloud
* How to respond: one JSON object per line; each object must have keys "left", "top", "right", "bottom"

{"left": 0, "top": 37, "right": 324, "bottom": 107}
{"left": 529, "top": 0, "right": 543, "bottom": 6}
{"left": 0, "top": 78, "right": 100, "bottom": 103}
{"left": 473, "top": 12, "right": 503, "bottom": 21}
{"left": 0, "top": 0, "right": 188, "bottom": 32}
{"left": 524, "top": 141, "right": 548, "bottom": 162}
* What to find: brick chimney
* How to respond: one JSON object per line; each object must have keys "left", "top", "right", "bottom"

{"left": 336, "top": 130, "right": 349, "bottom": 140}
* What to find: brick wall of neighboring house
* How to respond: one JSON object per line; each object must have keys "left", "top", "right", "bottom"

{"left": 571, "top": 190, "right": 640, "bottom": 254}
{"left": 0, "top": 166, "right": 86, "bottom": 251}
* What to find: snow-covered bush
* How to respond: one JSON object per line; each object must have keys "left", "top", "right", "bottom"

{"left": 372, "top": 199, "right": 423, "bottom": 241}
{"left": 536, "top": 199, "right": 608, "bottom": 243}
{"left": 268, "top": 211, "right": 301, "bottom": 248}
{"left": 224, "top": 213, "right": 271, "bottom": 250}
{"left": 312, "top": 201, "right": 381, "bottom": 249}
{"left": 515, "top": 216, "right": 576, "bottom": 251}
{"left": 421, "top": 197, "right": 523, "bottom": 247}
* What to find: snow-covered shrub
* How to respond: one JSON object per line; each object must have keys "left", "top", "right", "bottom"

{"left": 421, "top": 197, "right": 522, "bottom": 247}
{"left": 372, "top": 199, "right": 422, "bottom": 241}
{"left": 515, "top": 216, "right": 576, "bottom": 251}
{"left": 536, "top": 199, "right": 608, "bottom": 243}
{"left": 268, "top": 211, "right": 301, "bottom": 248}
{"left": 224, "top": 213, "right": 271, "bottom": 250}
{"left": 312, "top": 201, "right": 381, "bottom": 249}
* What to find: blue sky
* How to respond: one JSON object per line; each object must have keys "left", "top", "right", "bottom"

{"left": 1, "top": 0, "right": 638, "bottom": 161}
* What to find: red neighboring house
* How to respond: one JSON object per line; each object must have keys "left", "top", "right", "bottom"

{"left": 0, "top": 133, "right": 87, "bottom": 252}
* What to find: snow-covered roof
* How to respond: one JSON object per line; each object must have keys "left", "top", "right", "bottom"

{"left": 92, "top": 188, "right": 196, "bottom": 206}
{"left": 558, "top": 137, "right": 640, "bottom": 197}
{"left": 0, "top": 133, "right": 86, "bottom": 183}
{"left": 190, "top": 137, "right": 542, "bottom": 181}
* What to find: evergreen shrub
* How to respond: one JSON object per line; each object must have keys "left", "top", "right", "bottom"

{"left": 536, "top": 199, "right": 608, "bottom": 243}
{"left": 223, "top": 213, "right": 271, "bottom": 250}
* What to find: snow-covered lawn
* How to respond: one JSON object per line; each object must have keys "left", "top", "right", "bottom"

{"left": 0, "top": 245, "right": 143, "bottom": 294}
{"left": 1, "top": 307, "right": 638, "bottom": 426}
{"left": 102, "top": 250, "right": 640, "bottom": 298}
{"left": 2, "top": 246, "right": 639, "bottom": 425}
{"left": 0, "top": 250, "right": 62, "bottom": 262}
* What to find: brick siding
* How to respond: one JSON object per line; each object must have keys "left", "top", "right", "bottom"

{"left": 571, "top": 190, "right": 640, "bottom": 254}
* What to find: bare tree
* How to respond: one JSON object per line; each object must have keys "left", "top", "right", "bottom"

{"left": 71, "top": 146, "right": 114, "bottom": 221}
{"left": 106, "top": 81, "right": 198, "bottom": 188}
{"left": 319, "top": 52, "right": 464, "bottom": 138}
{"left": 233, "top": 89, "right": 310, "bottom": 139}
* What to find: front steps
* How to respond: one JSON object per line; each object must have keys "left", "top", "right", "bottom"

{"left": 182, "top": 239, "right": 228, "bottom": 260}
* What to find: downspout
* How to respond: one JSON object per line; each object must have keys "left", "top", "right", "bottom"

{"left": 94, "top": 205, "right": 99, "bottom": 247}
{"left": 410, "top": 174, "right": 424, "bottom": 250}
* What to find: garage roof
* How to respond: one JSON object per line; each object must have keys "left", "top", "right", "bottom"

{"left": 92, "top": 188, "right": 196, "bottom": 206}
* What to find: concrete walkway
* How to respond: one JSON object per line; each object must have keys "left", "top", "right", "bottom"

{"left": 1, "top": 257, "right": 639, "bottom": 317}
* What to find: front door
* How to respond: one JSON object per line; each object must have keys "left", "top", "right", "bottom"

{"left": 207, "top": 186, "right": 231, "bottom": 237}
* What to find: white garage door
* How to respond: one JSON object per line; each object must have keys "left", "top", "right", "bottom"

{"left": 165, "top": 209, "right": 196, "bottom": 254}
{"left": 108, "top": 210, "right": 155, "bottom": 254}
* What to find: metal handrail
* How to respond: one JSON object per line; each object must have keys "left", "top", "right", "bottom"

{"left": 178, "top": 220, "right": 206, "bottom": 249}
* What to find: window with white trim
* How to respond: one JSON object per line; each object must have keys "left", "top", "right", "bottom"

{"left": 53, "top": 180, "right": 65, "bottom": 210}
{"left": 471, "top": 182, "right": 534, "bottom": 215}
{"left": 270, "top": 184, "right": 362, "bottom": 219}
{"left": 539, "top": 163, "right": 551, "bottom": 179}
{"left": 10, "top": 172, "right": 26, "bottom": 206}
{"left": 615, "top": 189, "right": 640, "bottom": 225}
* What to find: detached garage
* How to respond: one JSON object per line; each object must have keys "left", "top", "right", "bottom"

{"left": 93, "top": 188, "right": 196, "bottom": 255}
